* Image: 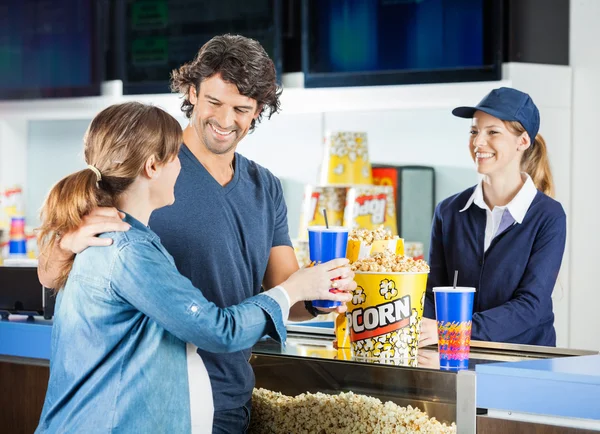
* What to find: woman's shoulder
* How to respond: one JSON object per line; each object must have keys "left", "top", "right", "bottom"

{"left": 529, "top": 192, "right": 566, "bottom": 220}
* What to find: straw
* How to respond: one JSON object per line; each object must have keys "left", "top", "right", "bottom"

{"left": 322, "top": 208, "right": 329, "bottom": 229}
{"left": 453, "top": 270, "right": 459, "bottom": 289}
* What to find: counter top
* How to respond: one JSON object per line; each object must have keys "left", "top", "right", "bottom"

{"left": 0, "top": 315, "right": 51, "bottom": 360}
{"left": 2, "top": 315, "right": 600, "bottom": 423}
{"left": 476, "top": 355, "right": 600, "bottom": 421}
{"left": 477, "top": 354, "right": 600, "bottom": 384}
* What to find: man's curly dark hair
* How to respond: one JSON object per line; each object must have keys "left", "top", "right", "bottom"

{"left": 170, "top": 34, "right": 282, "bottom": 132}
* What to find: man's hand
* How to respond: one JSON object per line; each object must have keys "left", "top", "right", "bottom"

{"left": 60, "top": 207, "right": 131, "bottom": 254}
{"left": 38, "top": 207, "right": 130, "bottom": 289}
{"left": 418, "top": 317, "right": 438, "bottom": 348}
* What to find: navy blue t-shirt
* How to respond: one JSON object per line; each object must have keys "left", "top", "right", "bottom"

{"left": 149, "top": 144, "right": 292, "bottom": 411}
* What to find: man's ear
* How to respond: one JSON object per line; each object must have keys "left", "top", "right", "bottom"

{"left": 189, "top": 85, "right": 198, "bottom": 105}
{"left": 144, "top": 155, "right": 158, "bottom": 179}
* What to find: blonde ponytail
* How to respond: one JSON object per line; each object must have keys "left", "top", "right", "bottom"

{"left": 37, "top": 102, "right": 183, "bottom": 290}
{"left": 38, "top": 169, "right": 111, "bottom": 290}
{"left": 521, "top": 134, "right": 554, "bottom": 197}
{"left": 505, "top": 121, "right": 555, "bottom": 197}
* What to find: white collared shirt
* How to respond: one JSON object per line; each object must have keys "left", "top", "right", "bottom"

{"left": 460, "top": 173, "right": 538, "bottom": 251}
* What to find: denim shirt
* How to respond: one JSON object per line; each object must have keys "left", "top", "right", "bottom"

{"left": 36, "top": 214, "right": 286, "bottom": 434}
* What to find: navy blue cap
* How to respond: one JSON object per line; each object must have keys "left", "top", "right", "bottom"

{"left": 452, "top": 87, "right": 540, "bottom": 142}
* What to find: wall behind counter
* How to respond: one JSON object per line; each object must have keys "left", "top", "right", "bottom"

{"left": 25, "top": 109, "right": 478, "bottom": 238}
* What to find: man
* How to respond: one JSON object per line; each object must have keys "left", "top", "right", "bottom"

{"left": 39, "top": 34, "right": 340, "bottom": 433}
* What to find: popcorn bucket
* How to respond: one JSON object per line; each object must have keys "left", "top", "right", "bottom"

{"left": 344, "top": 186, "right": 398, "bottom": 236}
{"left": 319, "top": 131, "right": 373, "bottom": 185}
{"left": 346, "top": 271, "right": 428, "bottom": 360}
{"left": 298, "top": 185, "right": 347, "bottom": 241}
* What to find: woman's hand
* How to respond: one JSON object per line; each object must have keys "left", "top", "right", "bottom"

{"left": 418, "top": 317, "right": 439, "bottom": 348}
{"left": 281, "top": 258, "right": 356, "bottom": 306}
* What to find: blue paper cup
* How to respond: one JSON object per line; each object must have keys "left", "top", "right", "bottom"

{"left": 433, "top": 287, "right": 476, "bottom": 370}
{"left": 308, "top": 226, "right": 349, "bottom": 309}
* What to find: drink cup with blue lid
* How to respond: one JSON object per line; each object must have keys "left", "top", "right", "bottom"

{"left": 307, "top": 225, "right": 349, "bottom": 309}
{"left": 433, "top": 286, "right": 476, "bottom": 370}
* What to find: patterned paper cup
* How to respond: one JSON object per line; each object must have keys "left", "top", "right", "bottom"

{"left": 346, "top": 271, "right": 428, "bottom": 361}
{"left": 433, "top": 287, "right": 476, "bottom": 370}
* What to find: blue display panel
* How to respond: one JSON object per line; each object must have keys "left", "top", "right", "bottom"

{"left": 0, "top": 0, "right": 103, "bottom": 100}
{"left": 303, "top": 0, "right": 502, "bottom": 88}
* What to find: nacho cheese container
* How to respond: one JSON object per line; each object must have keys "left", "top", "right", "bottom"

{"left": 343, "top": 185, "right": 398, "bottom": 236}
{"left": 319, "top": 131, "right": 373, "bottom": 185}
{"left": 298, "top": 185, "right": 347, "bottom": 240}
{"left": 346, "top": 271, "right": 428, "bottom": 360}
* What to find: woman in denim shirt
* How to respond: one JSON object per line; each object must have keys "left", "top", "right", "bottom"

{"left": 35, "top": 102, "right": 355, "bottom": 433}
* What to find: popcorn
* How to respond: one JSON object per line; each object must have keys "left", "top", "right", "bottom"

{"left": 249, "top": 388, "right": 457, "bottom": 434}
{"left": 350, "top": 251, "right": 430, "bottom": 273}
{"left": 349, "top": 226, "right": 396, "bottom": 245}
{"left": 346, "top": 226, "right": 404, "bottom": 263}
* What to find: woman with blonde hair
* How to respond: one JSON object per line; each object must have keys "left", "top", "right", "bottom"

{"left": 419, "top": 87, "right": 566, "bottom": 348}
{"left": 35, "top": 102, "right": 355, "bottom": 433}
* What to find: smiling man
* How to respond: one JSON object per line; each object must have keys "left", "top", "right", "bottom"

{"left": 149, "top": 34, "right": 331, "bottom": 432}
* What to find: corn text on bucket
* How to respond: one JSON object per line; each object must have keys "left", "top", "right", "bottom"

{"left": 345, "top": 252, "right": 430, "bottom": 360}
{"left": 348, "top": 271, "right": 428, "bottom": 360}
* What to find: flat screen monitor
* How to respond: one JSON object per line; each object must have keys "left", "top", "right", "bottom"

{"left": 0, "top": 0, "right": 104, "bottom": 100}
{"left": 302, "top": 0, "right": 503, "bottom": 88}
{"left": 0, "top": 266, "right": 44, "bottom": 315}
{"left": 115, "top": 0, "right": 283, "bottom": 95}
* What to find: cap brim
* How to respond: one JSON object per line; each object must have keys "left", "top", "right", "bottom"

{"left": 452, "top": 106, "right": 519, "bottom": 122}
{"left": 452, "top": 106, "right": 478, "bottom": 118}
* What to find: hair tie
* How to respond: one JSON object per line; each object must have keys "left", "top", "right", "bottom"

{"left": 87, "top": 165, "right": 102, "bottom": 182}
